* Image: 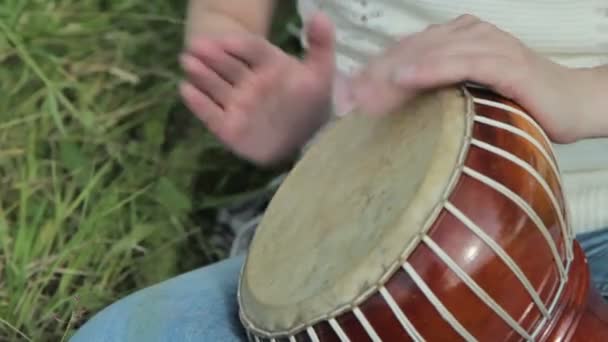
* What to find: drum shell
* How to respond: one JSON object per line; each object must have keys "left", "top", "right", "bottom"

{"left": 240, "top": 87, "right": 608, "bottom": 342}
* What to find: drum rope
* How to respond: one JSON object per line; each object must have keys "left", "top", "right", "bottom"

{"left": 472, "top": 112, "right": 573, "bottom": 257}
{"left": 472, "top": 97, "right": 573, "bottom": 260}
{"left": 379, "top": 287, "right": 425, "bottom": 341}
{"left": 473, "top": 115, "right": 561, "bottom": 187}
{"left": 402, "top": 262, "right": 477, "bottom": 342}
{"left": 353, "top": 307, "right": 382, "bottom": 342}
{"left": 328, "top": 318, "right": 351, "bottom": 342}
{"left": 530, "top": 274, "right": 568, "bottom": 340}
{"left": 471, "top": 99, "right": 556, "bottom": 166}
{"left": 444, "top": 201, "right": 550, "bottom": 318}
{"left": 422, "top": 236, "right": 533, "bottom": 340}
{"left": 462, "top": 167, "right": 568, "bottom": 280}
{"left": 306, "top": 327, "right": 320, "bottom": 342}
{"left": 470, "top": 139, "right": 570, "bottom": 265}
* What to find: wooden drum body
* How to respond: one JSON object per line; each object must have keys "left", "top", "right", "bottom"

{"left": 237, "top": 86, "right": 608, "bottom": 341}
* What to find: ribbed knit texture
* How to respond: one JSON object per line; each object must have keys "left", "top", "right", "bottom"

{"left": 563, "top": 169, "right": 608, "bottom": 234}
{"left": 298, "top": 0, "right": 608, "bottom": 233}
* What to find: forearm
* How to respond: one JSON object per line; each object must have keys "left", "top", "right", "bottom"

{"left": 579, "top": 65, "right": 608, "bottom": 140}
{"left": 184, "top": 0, "right": 276, "bottom": 45}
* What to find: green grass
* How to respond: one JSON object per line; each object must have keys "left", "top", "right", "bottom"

{"left": 0, "top": 1, "right": 301, "bottom": 340}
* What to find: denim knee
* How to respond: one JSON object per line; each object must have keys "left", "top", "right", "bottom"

{"left": 70, "top": 255, "right": 247, "bottom": 342}
{"left": 577, "top": 227, "right": 608, "bottom": 297}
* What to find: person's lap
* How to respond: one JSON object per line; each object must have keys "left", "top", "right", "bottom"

{"left": 70, "top": 254, "right": 247, "bottom": 342}
{"left": 70, "top": 229, "right": 608, "bottom": 342}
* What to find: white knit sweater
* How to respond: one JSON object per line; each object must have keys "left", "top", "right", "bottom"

{"left": 298, "top": 0, "right": 608, "bottom": 234}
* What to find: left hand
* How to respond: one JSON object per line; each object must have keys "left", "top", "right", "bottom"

{"left": 349, "top": 14, "right": 589, "bottom": 144}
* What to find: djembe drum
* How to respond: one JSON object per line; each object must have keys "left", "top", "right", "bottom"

{"left": 237, "top": 85, "right": 608, "bottom": 341}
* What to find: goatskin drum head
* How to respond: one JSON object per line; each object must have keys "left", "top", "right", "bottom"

{"left": 239, "top": 87, "right": 471, "bottom": 332}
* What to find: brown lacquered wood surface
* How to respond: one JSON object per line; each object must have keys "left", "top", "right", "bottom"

{"left": 246, "top": 87, "right": 608, "bottom": 342}
{"left": 537, "top": 242, "right": 608, "bottom": 342}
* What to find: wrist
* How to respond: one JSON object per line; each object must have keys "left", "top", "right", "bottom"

{"left": 184, "top": 14, "right": 250, "bottom": 47}
{"left": 184, "top": 0, "right": 275, "bottom": 47}
{"left": 576, "top": 65, "right": 608, "bottom": 140}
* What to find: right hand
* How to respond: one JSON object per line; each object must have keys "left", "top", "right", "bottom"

{"left": 180, "top": 12, "right": 337, "bottom": 165}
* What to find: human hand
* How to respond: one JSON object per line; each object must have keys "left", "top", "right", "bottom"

{"left": 349, "top": 14, "right": 592, "bottom": 144}
{"left": 180, "top": 12, "right": 336, "bottom": 165}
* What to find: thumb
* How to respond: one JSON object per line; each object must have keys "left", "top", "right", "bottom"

{"left": 303, "top": 12, "right": 335, "bottom": 72}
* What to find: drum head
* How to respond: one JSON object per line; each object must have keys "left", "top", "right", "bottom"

{"left": 239, "top": 87, "right": 471, "bottom": 333}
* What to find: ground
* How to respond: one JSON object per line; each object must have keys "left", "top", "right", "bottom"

{"left": 0, "top": 1, "right": 300, "bottom": 340}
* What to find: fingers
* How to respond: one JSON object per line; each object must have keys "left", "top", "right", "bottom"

{"left": 423, "top": 35, "right": 503, "bottom": 61}
{"left": 447, "top": 14, "right": 481, "bottom": 31}
{"left": 180, "top": 54, "right": 232, "bottom": 107}
{"left": 386, "top": 14, "right": 521, "bottom": 92}
{"left": 350, "top": 13, "right": 530, "bottom": 117}
{"left": 188, "top": 40, "right": 250, "bottom": 85}
{"left": 215, "top": 34, "right": 275, "bottom": 68}
{"left": 303, "top": 11, "right": 336, "bottom": 73}
{"left": 394, "top": 54, "right": 515, "bottom": 96}
{"left": 186, "top": 33, "right": 275, "bottom": 71}
{"left": 179, "top": 81, "right": 224, "bottom": 134}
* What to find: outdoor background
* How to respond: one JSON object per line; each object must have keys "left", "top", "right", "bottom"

{"left": 0, "top": 1, "right": 301, "bottom": 341}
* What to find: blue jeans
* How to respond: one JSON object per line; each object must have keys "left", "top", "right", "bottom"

{"left": 70, "top": 229, "right": 608, "bottom": 342}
